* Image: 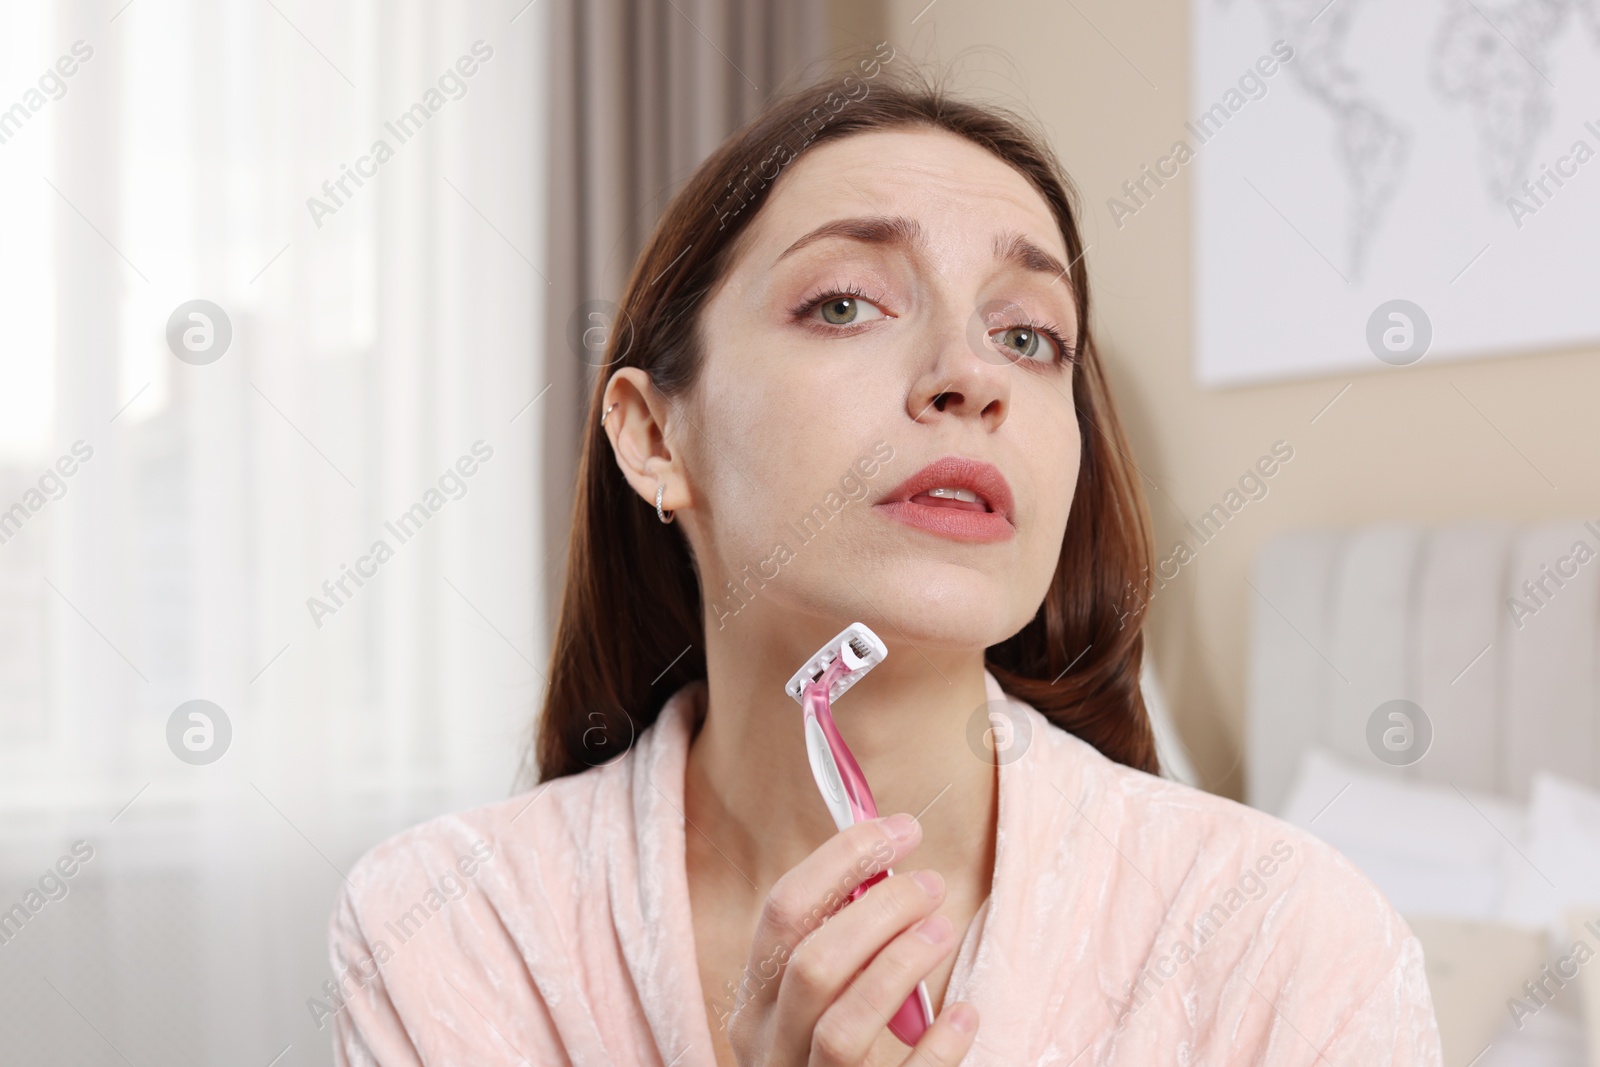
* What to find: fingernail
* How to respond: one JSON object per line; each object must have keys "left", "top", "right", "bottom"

{"left": 913, "top": 913, "right": 952, "bottom": 944}
{"left": 949, "top": 1003, "right": 977, "bottom": 1034}
{"left": 884, "top": 813, "right": 919, "bottom": 843}
{"left": 912, "top": 869, "right": 943, "bottom": 896}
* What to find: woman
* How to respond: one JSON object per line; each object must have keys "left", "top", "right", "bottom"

{"left": 326, "top": 64, "right": 1442, "bottom": 1066}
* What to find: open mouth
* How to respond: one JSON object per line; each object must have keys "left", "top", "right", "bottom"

{"left": 909, "top": 487, "right": 992, "bottom": 512}
{"left": 873, "top": 458, "right": 1016, "bottom": 544}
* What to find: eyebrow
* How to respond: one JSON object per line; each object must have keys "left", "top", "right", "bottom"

{"left": 774, "top": 213, "right": 1074, "bottom": 285}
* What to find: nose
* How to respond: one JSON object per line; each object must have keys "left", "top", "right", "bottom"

{"left": 907, "top": 308, "right": 1012, "bottom": 431}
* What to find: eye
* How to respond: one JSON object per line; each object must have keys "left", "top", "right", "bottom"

{"left": 990, "top": 322, "right": 1074, "bottom": 365}
{"left": 793, "top": 285, "right": 890, "bottom": 330}
{"left": 819, "top": 295, "right": 884, "bottom": 325}
{"left": 993, "top": 325, "right": 1054, "bottom": 362}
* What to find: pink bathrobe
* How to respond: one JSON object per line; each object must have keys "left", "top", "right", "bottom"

{"left": 326, "top": 669, "right": 1443, "bottom": 1065}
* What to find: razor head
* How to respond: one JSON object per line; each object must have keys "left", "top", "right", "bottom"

{"left": 784, "top": 622, "right": 888, "bottom": 706}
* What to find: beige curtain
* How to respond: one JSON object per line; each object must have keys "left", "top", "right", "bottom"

{"left": 539, "top": 0, "right": 829, "bottom": 632}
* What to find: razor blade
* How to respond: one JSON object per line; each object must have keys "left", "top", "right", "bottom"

{"left": 784, "top": 622, "right": 888, "bottom": 706}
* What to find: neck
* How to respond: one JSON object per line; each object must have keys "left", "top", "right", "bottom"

{"left": 681, "top": 607, "right": 999, "bottom": 902}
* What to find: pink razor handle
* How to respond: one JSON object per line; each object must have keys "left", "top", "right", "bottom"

{"left": 799, "top": 653, "right": 935, "bottom": 1047}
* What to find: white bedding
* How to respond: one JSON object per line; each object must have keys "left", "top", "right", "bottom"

{"left": 1278, "top": 747, "right": 1600, "bottom": 1066}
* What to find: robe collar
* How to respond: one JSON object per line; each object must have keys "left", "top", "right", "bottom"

{"left": 611, "top": 666, "right": 1061, "bottom": 1065}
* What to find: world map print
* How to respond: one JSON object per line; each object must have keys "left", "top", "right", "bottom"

{"left": 1193, "top": 0, "right": 1600, "bottom": 385}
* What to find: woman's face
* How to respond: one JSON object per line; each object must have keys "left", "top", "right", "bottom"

{"left": 656, "top": 127, "right": 1081, "bottom": 650}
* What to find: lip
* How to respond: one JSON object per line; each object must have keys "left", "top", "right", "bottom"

{"left": 872, "top": 455, "right": 1016, "bottom": 543}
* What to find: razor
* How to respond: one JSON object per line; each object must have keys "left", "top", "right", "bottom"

{"left": 784, "top": 621, "right": 935, "bottom": 1046}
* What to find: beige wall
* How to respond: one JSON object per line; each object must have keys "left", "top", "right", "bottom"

{"left": 828, "top": 0, "right": 1600, "bottom": 799}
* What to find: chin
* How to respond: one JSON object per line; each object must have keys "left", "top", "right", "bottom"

{"left": 837, "top": 570, "right": 1025, "bottom": 651}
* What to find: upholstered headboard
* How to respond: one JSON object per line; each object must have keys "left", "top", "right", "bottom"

{"left": 1246, "top": 520, "right": 1600, "bottom": 814}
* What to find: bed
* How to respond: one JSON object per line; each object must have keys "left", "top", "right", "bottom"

{"left": 1246, "top": 520, "right": 1600, "bottom": 1066}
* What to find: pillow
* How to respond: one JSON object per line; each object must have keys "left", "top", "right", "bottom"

{"left": 1275, "top": 751, "right": 1597, "bottom": 1063}
{"left": 1502, "top": 773, "right": 1600, "bottom": 942}
{"left": 1500, "top": 775, "right": 1600, "bottom": 1066}
{"left": 1277, "top": 747, "right": 1528, "bottom": 920}
{"left": 1569, "top": 909, "right": 1600, "bottom": 1067}
{"left": 1278, "top": 753, "right": 1600, "bottom": 1065}
{"left": 1405, "top": 916, "right": 1547, "bottom": 1067}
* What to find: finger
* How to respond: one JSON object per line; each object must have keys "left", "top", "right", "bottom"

{"left": 772, "top": 868, "right": 946, "bottom": 1056}
{"left": 735, "top": 814, "right": 921, "bottom": 1019}
{"left": 804, "top": 904, "right": 958, "bottom": 1065}
{"left": 899, "top": 1001, "right": 978, "bottom": 1066}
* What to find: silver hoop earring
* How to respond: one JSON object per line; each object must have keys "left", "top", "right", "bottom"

{"left": 655, "top": 482, "right": 675, "bottom": 524}
{"left": 599, "top": 402, "right": 619, "bottom": 426}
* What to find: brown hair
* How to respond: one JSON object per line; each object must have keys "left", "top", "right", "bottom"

{"left": 525, "top": 62, "right": 1158, "bottom": 786}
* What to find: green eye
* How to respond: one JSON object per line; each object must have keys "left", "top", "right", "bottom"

{"left": 821, "top": 297, "right": 859, "bottom": 324}
{"left": 799, "top": 288, "right": 889, "bottom": 330}
{"left": 995, "top": 325, "right": 1057, "bottom": 362}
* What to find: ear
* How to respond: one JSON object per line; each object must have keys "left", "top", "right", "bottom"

{"left": 601, "top": 368, "right": 690, "bottom": 515}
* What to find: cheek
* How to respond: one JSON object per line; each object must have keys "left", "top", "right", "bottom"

{"left": 1021, "top": 407, "right": 1081, "bottom": 576}
{"left": 689, "top": 364, "right": 841, "bottom": 551}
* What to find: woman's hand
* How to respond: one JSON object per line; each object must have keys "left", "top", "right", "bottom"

{"left": 726, "top": 812, "right": 980, "bottom": 1066}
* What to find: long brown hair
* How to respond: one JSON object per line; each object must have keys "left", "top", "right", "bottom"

{"left": 525, "top": 63, "right": 1158, "bottom": 786}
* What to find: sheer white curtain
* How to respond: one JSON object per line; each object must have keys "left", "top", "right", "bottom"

{"left": 0, "top": 1, "right": 548, "bottom": 1062}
